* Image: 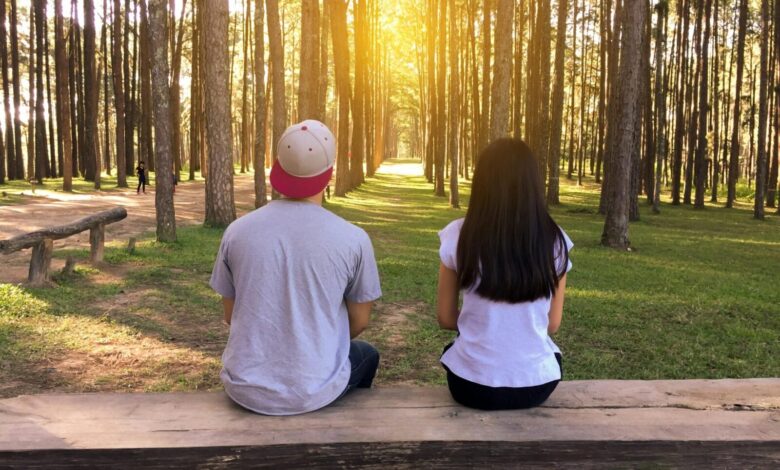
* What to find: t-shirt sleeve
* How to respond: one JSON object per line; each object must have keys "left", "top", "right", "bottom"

{"left": 554, "top": 228, "right": 574, "bottom": 275}
{"left": 438, "top": 219, "right": 461, "bottom": 271}
{"left": 210, "top": 236, "right": 236, "bottom": 299}
{"left": 345, "top": 231, "right": 382, "bottom": 303}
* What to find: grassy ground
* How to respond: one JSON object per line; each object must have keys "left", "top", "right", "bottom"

{"left": 0, "top": 160, "right": 778, "bottom": 396}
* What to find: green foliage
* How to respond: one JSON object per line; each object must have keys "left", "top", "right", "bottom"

{"left": 0, "top": 285, "right": 49, "bottom": 319}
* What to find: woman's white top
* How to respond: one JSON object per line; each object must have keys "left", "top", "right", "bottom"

{"left": 439, "top": 218, "right": 573, "bottom": 388}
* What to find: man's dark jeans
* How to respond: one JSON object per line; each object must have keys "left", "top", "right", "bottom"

{"left": 337, "top": 340, "right": 380, "bottom": 399}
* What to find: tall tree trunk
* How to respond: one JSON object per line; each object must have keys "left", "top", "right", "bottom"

{"left": 44, "top": 9, "right": 57, "bottom": 178}
{"left": 299, "top": 0, "right": 320, "bottom": 119}
{"left": 0, "top": 0, "right": 13, "bottom": 181}
{"left": 351, "top": 0, "right": 366, "bottom": 188}
{"left": 652, "top": 1, "right": 668, "bottom": 214}
{"left": 479, "top": 0, "right": 492, "bottom": 159}
{"left": 253, "top": 0, "right": 267, "bottom": 207}
{"left": 434, "top": 0, "right": 446, "bottom": 196}
{"left": 84, "top": 0, "right": 99, "bottom": 187}
{"left": 448, "top": 0, "right": 459, "bottom": 208}
{"left": 602, "top": 0, "right": 645, "bottom": 249}
{"left": 547, "top": 0, "right": 567, "bottom": 205}
{"left": 149, "top": 0, "right": 177, "bottom": 240}
{"left": 169, "top": 0, "right": 187, "bottom": 177}
{"left": 10, "top": 0, "right": 24, "bottom": 180}
{"left": 754, "top": 0, "right": 770, "bottom": 219}
{"left": 124, "top": 0, "right": 135, "bottom": 177}
{"left": 189, "top": 0, "right": 200, "bottom": 180}
{"left": 35, "top": 0, "right": 52, "bottom": 181}
{"left": 331, "top": 0, "right": 351, "bottom": 197}
{"left": 139, "top": 0, "right": 154, "bottom": 172}
{"left": 727, "top": 0, "right": 748, "bottom": 208}
{"left": 694, "top": 0, "right": 713, "bottom": 208}
{"left": 267, "top": 0, "right": 286, "bottom": 199}
{"left": 112, "top": 0, "right": 127, "bottom": 187}
{"left": 317, "top": 1, "right": 329, "bottom": 122}
{"left": 489, "top": 0, "right": 514, "bottom": 139}
{"left": 204, "top": 0, "right": 236, "bottom": 226}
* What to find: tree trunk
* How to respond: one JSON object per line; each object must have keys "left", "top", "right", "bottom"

{"left": 139, "top": 0, "right": 154, "bottom": 172}
{"left": 754, "top": 0, "right": 770, "bottom": 219}
{"left": 602, "top": 0, "right": 645, "bottom": 249}
{"left": 204, "top": 0, "right": 236, "bottom": 226}
{"left": 547, "top": 0, "right": 567, "bottom": 205}
{"left": 0, "top": 0, "right": 13, "bottom": 182}
{"left": 434, "top": 0, "right": 446, "bottom": 197}
{"left": 10, "top": 0, "right": 24, "bottom": 180}
{"left": 448, "top": 0, "right": 459, "bottom": 208}
{"left": 254, "top": 0, "right": 267, "bottom": 207}
{"left": 148, "top": 0, "right": 177, "bottom": 240}
{"left": 351, "top": 0, "right": 366, "bottom": 188}
{"left": 169, "top": 0, "right": 187, "bottom": 177}
{"left": 330, "top": 0, "right": 351, "bottom": 197}
{"left": 489, "top": 0, "right": 514, "bottom": 140}
{"left": 727, "top": 0, "right": 748, "bottom": 208}
{"left": 694, "top": 0, "right": 713, "bottom": 209}
{"left": 111, "top": 0, "right": 127, "bottom": 187}
{"left": 652, "top": 2, "right": 668, "bottom": 214}
{"left": 84, "top": 0, "right": 99, "bottom": 186}
{"left": 189, "top": 0, "right": 200, "bottom": 180}
{"left": 267, "top": 0, "right": 286, "bottom": 199}
{"left": 299, "top": 0, "right": 320, "bottom": 120}
{"left": 124, "top": 0, "right": 136, "bottom": 177}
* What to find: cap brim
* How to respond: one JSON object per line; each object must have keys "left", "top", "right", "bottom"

{"left": 270, "top": 160, "right": 333, "bottom": 199}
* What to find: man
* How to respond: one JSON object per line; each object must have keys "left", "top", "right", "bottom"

{"left": 210, "top": 120, "right": 381, "bottom": 415}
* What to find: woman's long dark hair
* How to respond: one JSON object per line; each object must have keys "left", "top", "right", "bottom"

{"left": 456, "top": 138, "right": 568, "bottom": 302}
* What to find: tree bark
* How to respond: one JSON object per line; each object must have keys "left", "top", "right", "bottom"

{"left": 9, "top": 0, "right": 24, "bottom": 180}
{"left": 652, "top": 2, "right": 668, "bottom": 214}
{"left": 84, "top": 0, "right": 99, "bottom": 187}
{"left": 330, "top": 0, "right": 351, "bottom": 197}
{"left": 694, "top": 0, "right": 713, "bottom": 208}
{"left": 547, "top": 0, "right": 567, "bottom": 205}
{"left": 112, "top": 0, "right": 127, "bottom": 187}
{"left": 0, "top": 0, "right": 12, "bottom": 182}
{"left": 448, "top": 0, "right": 459, "bottom": 208}
{"left": 754, "top": 0, "right": 770, "bottom": 219}
{"left": 434, "top": 0, "right": 446, "bottom": 196}
{"left": 299, "top": 0, "right": 320, "bottom": 120}
{"left": 148, "top": 0, "right": 177, "bottom": 240}
{"left": 488, "top": 0, "right": 514, "bottom": 140}
{"left": 254, "top": 0, "right": 267, "bottom": 207}
{"left": 204, "top": 0, "right": 236, "bottom": 226}
{"left": 727, "top": 0, "right": 748, "bottom": 208}
{"left": 267, "top": 0, "right": 286, "bottom": 199}
{"left": 351, "top": 0, "right": 367, "bottom": 188}
{"left": 602, "top": 1, "right": 645, "bottom": 249}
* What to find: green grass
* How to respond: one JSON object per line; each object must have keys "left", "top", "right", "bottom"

{"left": 0, "top": 160, "right": 778, "bottom": 395}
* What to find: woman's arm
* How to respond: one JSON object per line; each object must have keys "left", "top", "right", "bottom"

{"left": 437, "top": 263, "right": 460, "bottom": 331}
{"left": 548, "top": 274, "right": 567, "bottom": 334}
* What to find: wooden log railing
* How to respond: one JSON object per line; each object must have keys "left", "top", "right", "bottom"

{"left": 0, "top": 207, "right": 127, "bottom": 286}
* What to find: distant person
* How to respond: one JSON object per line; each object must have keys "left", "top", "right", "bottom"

{"left": 210, "top": 119, "right": 382, "bottom": 415}
{"left": 136, "top": 161, "right": 147, "bottom": 194}
{"left": 172, "top": 172, "right": 178, "bottom": 194}
{"left": 436, "top": 138, "right": 572, "bottom": 410}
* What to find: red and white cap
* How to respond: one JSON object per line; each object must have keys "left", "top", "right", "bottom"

{"left": 270, "top": 120, "right": 336, "bottom": 199}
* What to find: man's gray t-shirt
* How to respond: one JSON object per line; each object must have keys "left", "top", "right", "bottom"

{"left": 209, "top": 200, "right": 381, "bottom": 415}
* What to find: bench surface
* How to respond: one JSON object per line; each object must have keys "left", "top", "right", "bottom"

{"left": 1, "top": 379, "right": 779, "bottom": 467}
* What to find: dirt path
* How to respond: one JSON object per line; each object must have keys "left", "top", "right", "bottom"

{"left": 0, "top": 175, "right": 259, "bottom": 283}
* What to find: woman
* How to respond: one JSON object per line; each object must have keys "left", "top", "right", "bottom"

{"left": 436, "top": 138, "right": 572, "bottom": 410}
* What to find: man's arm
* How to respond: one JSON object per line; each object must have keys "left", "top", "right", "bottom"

{"left": 347, "top": 301, "right": 373, "bottom": 338}
{"left": 222, "top": 297, "right": 235, "bottom": 325}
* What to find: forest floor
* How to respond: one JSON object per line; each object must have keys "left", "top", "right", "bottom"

{"left": 0, "top": 160, "right": 779, "bottom": 397}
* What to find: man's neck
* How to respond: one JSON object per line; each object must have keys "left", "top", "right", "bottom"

{"left": 282, "top": 191, "right": 324, "bottom": 206}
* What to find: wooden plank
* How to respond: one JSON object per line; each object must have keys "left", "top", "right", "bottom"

{"left": 1, "top": 381, "right": 778, "bottom": 451}
{"left": 0, "top": 441, "right": 779, "bottom": 469}
{"left": 27, "top": 239, "right": 53, "bottom": 286}
{"left": 0, "top": 207, "right": 127, "bottom": 254}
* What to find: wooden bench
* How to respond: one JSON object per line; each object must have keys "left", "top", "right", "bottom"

{"left": 0, "top": 207, "right": 127, "bottom": 286}
{"left": 1, "top": 379, "right": 778, "bottom": 467}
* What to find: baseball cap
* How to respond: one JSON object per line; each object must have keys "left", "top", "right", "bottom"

{"left": 270, "top": 120, "right": 336, "bottom": 199}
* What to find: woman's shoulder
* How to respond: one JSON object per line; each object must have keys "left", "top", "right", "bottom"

{"left": 439, "top": 218, "right": 465, "bottom": 239}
